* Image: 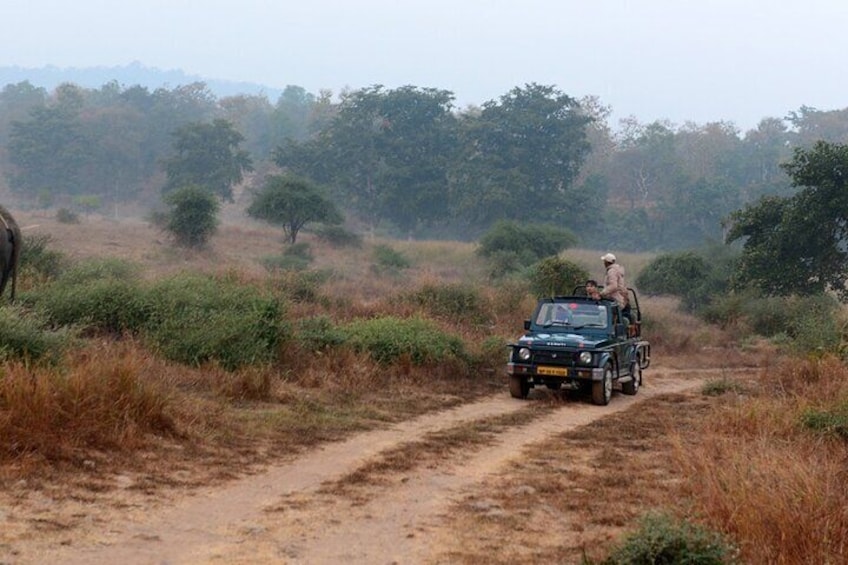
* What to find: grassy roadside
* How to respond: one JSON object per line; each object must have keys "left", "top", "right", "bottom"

{"left": 437, "top": 359, "right": 848, "bottom": 564}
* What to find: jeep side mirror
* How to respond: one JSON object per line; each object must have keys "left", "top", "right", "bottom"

{"left": 524, "top": 320, "right": 531, "bottom": 330}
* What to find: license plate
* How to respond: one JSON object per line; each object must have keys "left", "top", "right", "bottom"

{"left": 537, "top": 365, "right": 568, "bottom": 377}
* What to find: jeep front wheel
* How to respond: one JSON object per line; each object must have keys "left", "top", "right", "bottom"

{"left": 509, "top": 375, "right": 530, "bottom": 399}
{"left": 591, "top": 365, "right": 613, "bottom": 406}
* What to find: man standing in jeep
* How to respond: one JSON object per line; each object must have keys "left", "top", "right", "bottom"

{"left": 600, "top": 253, "right": 631, "bottom": 322}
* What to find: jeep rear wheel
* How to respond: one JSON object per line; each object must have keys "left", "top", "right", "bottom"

{"left": 591, "top": 365, "right": 613, "bottom": 406}
{"left": 509, "top": 375, "right": 530, "bottom": 399}
{"left": 622, "top": 361, "right": 641, "bottom": 395}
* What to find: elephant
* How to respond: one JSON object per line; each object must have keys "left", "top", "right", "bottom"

{"left": 0, "top": 205, "right": 21, "bottom": 301}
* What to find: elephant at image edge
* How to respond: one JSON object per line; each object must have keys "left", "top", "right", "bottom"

{"left": 0, "top": 205, "right": 21, "bottom": 301}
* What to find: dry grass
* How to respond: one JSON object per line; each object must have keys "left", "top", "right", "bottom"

{"left": 9, "top": 209, "right": 848, "bottom": 563}
{"left": 676, "top": 355, "right": 848, "bottom": 564}
{"left": 438, "top": 357, "right": 848, "bottom": 564}
{"left": 437, "top": 388, "right": 723, "bottom": 564}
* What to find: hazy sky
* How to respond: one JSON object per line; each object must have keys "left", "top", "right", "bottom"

{"left": 5, "top": 0, "right": 848, "bottom": 131}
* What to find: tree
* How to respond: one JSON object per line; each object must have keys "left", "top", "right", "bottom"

{"left": 247, "top": 175, "right": 343, "bottom": 244}
{"left": 7, "top": 103, "right": 87, "bottom": 199}
{"left": 163, "top": 119, "right": 253, "bottom": 201}
{"left": 726, "top": 141, "right": 848, "bottom": 300}
{"left": 275, "top": 85, "right": 457, "bottom": 234}
{"left": 164, "top": 185, "right": 220, "bottom": 248}
{"left": 451, "top": 83, "right": 592, "bottom": 228}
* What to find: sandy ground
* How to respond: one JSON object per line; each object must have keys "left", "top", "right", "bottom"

{"left": 0, "top": 366, "right": 735, "bottom": 565}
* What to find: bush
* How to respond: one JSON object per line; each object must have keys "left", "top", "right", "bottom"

{"left": 476, "top": 221, "right": 577, "bottom": 273}
{"left": 600, "top": 512, "right": 737, "bottom": 565}
{"left": 0, "top": 307, "right": 71, "bottom": 363}
{"left": 408, "top": 283, "right": 490, "bottom": 324}
{"left": 55, "top": 207, "right": 80, "bottom": 224}
{"left": 314, "top": 224, "right": 363, "bottom": 248}
{"left": 343, "top": 316, "right": 466, "bottom": 366}
{"left": 19, "top": 233, "right": 66, "bottom": 282}
{"left": 25, "top": 259, "right": 147, "bottom": 333}
{"left": 164, "top": 185, "right": 220, "bottom": 248}
{"left": 29, "top": 259, "right": 149, "bottom": 334}
{"left": 800, "top": 403, "right": 848, "bottom": 440}
{"left": 702, "top": 293, "right": 840, "bottom": 353}
{"left": 636, "top": 252, "right": 709, "bottom": 296}
{"left": 261, "top": 242, "right": 314, "bottom": 272}
{"left": 637, "top": 247, "right": 739, "bottom": 313}
{"left": 144, "top": 273, "right": 288, "bottom": 369}
{"left": 527, "top": 256, "right": 590, "bottom": 297}
{"left": 270, "top": 270, "right": 330, "bottom": 303}
{"left": 295, "top": 315, "right": 348, "bottom": 352}
{"left": 372, "top": 244, "right": 411, "bottom": 270}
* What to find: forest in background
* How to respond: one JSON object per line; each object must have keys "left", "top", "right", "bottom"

{"left": 1, "top": 76, "right": 848, "bottom": 251}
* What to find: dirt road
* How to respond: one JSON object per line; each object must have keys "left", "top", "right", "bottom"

{"left": 5, "top": 368, "right": 733, "bottom": 564}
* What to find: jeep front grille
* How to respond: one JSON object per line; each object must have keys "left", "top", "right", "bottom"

{"left": 532, "top": 350, "right": 577, "bottom": 366}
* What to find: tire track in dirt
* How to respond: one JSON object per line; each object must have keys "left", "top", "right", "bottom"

{"left": 28, "top": 368, "right": 743, "bottom": 564}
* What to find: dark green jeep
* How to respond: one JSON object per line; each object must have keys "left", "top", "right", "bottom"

{"left": 506, "top": 288, "right": 651, "bottom": 405}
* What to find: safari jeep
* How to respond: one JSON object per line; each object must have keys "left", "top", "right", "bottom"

{"left": 506, "top": 288, "right": 651, "bottom": 405}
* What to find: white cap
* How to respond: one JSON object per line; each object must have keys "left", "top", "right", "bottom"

{"left": 601, "top": 253, "right": 616, "bottom": 263}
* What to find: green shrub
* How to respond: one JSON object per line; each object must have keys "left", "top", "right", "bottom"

{"left": 637, "top": 247, "right": 739, "bottom": 313}
{"left": 54, "top": 258, "right": 140, "bottom": 286}
{"left": 262, "top": 244, "right": 314, "bottom": 272}
{"left": 164, "top": 185, "right": 220, "bottom": 248}
{"left": 703, "top": 293, "right": 840, "bottom": 353}
{"left": 788, "top": 294, "right": 841, "bottom": 353}
{"left": 34, "top": 278, "right": 150, "bottom": 334}
{"left": 636, "top": 252, "right": 709, "bottom": 296}
{"left": 474, "top": 335, "right": 511, "bottom": 372}
{"left": 314, "top": 224, "right": 363, "bottom": 248}
{"left": 28, "top": 259, "right": 149, "bottom": 334}
{"left": 144, "top": 273, "right": 288, "bottom": 369}
{"left": 409, "top": 283, "right": 490, "bottom": 324}
{"left": 600, "top": 512, "right": 737, "bottom": 565}
{"left": 527, "top": 256, "right": 590, "bottom": 298}
{"left": 702, "top": 377, "right": 746, "bottom": 396}
{"left": 343, "top": 316, "right": 465, "bottom": 365}
{"left": 372, "top": 244, "right": 411, "bottom": 270}
{"left": 801, "top": 403, "right": 848, "bottom": 440}
{"left": 270, "top": 270, "right": 330, "bottom": 303}
{"left": 476, "top": 221, "right": 577, "bottom": 272}
{"left": 55, "top": 207, "right": 80, "bottom": 224}
{"left": 0, "top": 307, "right": 71, "bottom": 363}
{"left": 19, "top": 233, "right": 66, "bottom": 281}
{"left": 483, "top": 250, "right": 534, "bottom": 279}
{"left": 295, "top": 315, "right": 348, "bottom": 351}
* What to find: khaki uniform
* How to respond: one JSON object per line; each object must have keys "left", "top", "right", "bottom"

{"left": 601, "top": 262, "right": 629, "bottom": 309}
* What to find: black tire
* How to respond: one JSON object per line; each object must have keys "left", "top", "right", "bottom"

{"left": 509, "top": 375, "right": 530, "bottom": 399}
{"left": 591, "top": 364, "right": 613, "bottom": 406}
{"left": 622, "top": 361, "right": 641, "bottom": 395}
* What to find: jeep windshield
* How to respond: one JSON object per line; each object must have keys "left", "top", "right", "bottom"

{"left": 534, "top": 302, "right": 608, "bottom": 329}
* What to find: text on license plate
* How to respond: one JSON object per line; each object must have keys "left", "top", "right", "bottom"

{"left": 537, "top": 365, "right": 568, "bottom": 377}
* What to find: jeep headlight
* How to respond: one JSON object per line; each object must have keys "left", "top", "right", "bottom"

{"left": 578, "top": 351, "right": 593, "bottom": 365}
{"left": 517, "top": 347, "right": 531, "bottom": 361}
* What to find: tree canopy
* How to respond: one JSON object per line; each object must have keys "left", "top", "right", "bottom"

{"left": 247, "top": 175, "right": 343, "bottom": 244}
{"left": 726, "top": 141, "right": 848, "bottom": 300}
{"left": 163, "top": 119, "right": 253, "bottom": 201}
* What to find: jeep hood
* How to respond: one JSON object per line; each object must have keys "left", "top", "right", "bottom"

{"left": 516, "top": 332, "right": 610, "bottom": 349}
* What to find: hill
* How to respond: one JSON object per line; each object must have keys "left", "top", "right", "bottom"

{"left": 0, "top": 61, "right": 286, "bottom": 100}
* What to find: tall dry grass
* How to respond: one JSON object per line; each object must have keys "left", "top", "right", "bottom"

{"left": 0, "top": 342, "right": 176, "bottom": 460}
{"left": 675, "top": 355, "right": 848, "bottom": 564}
